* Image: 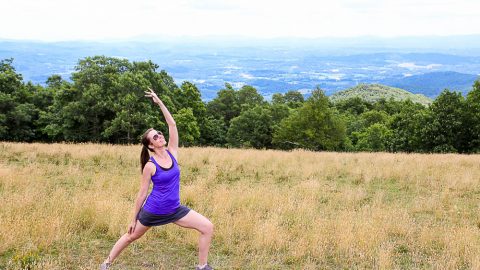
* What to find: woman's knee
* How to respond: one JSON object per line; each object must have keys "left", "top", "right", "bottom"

{"left": 202, "top": 220, "right": 214, "bottom": 236}
{"left": 125, "top": 232, "right": 140, "bottom": 243}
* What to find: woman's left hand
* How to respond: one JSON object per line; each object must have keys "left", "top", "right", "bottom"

{"left": 145, "top": 87, "right": 161, "bottom": 105}
{"left": 128, "top": 220, "right": 137, "bottom": 234}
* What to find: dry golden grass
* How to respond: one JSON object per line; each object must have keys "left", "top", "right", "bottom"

{"left": 1, "top": 142, "right": 480, "bottom": 269}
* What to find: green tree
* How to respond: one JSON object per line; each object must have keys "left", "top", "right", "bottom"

{"left": 334, "top": 97, "right": 373, "bottom": 115}
{"left": 0, "top": 58, "right": 23, "bottom": 95}
{"left": 39, "top": 75, "right": 75, "bottom": 141}
{"left": 102, "top": 72, "right": 161, "bottom": 143}
{"left": 0, "top": 91, "right": 15, "bottom": 139}
{"left": 271, "top": 90, "right": 304, "bottom": 109}
{"left": 207, "top": 85, "right": 240, "bottom": 125}
{"left": 237, "top": 85, "right": 264, "bottom": 111}
{"left": 227, "top": 105, "right": 273, "bottom": 148}
{"left": 465, "top": 80, "right": 480, "bottom": 152}
{"left": 388, "top": 100, "right": 428, "bottom": 152}
{"left": 52, "top": 56, "right": 134, "bottom": 141}
{"left": 198, "top": 116, "right": 228, "bottom": 146}
{"left": 355, "top": 123, "right": 392, "bottom": 151}
{"left": 269, "top": 103, "right": 290, "bottom": 129}
{"left": 422, "top": 90, "right": 466, "bottom": 153}
{"left": 177, "top": 82, "right": 206, "bottom": 117}
{"left": 176, "top": 81, "right": 210, "bottom": 146}
{"left": 0, "top": 58, "right": 44, "bottom": 141}
{"left": 283, "top": 90, "right": 305, "bottom": 108}
{"left": 174, "top": 108, "right": 200, "bottom": 146}
{"left": 41, "top": 56, "right": 179, "bottom": 143}
{"left": 206, "top": 84, "right": 265, "bottom": 126}
{"left": 345, "top": 110, "right": 390, "bottom": 149}
{"left": 273, "top": 88, "right": 346, "bottom": 151}
{"left": 372, "top": 97, "right": 404, "bottom": 115}
{"left": 359, "top": 110, "right": 390, "bottom": 127}
{"left": 0, "top": 59, "right": 22, "bottom": 140}
{"left": 272, "top": 93, "right": 285, "bottom": 105}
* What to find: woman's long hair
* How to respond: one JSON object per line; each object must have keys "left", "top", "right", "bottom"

{"left": 140, "top": 128, "right": 154, "bottom": 173}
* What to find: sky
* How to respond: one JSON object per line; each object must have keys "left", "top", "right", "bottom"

{"left": 1, "top": 0, "right": 479, "bottom": 41}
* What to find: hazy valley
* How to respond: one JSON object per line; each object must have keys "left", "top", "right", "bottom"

{"left": 1, "top": 37, "right": 480, "bottom": 100}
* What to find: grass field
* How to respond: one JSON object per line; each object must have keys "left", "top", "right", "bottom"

{"left": 1, "top": 142, "right": 480, "bottom": 269}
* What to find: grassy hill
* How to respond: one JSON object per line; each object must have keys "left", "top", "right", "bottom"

{"left": 329, "top": 83, "right": 433, "bottom": 106}
{"left": 1, "top": 142, "right": 480, "bottom": 269}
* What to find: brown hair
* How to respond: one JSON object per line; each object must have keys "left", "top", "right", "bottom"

{"left": 140, "top": 128, "right": 154, "bottom": 173}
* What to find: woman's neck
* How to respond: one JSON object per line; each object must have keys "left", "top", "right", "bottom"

{"left": 152, "top": 148, "right": 168, "bottom": 158}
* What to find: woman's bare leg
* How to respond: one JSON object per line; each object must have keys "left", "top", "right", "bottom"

{"left": 104, "top": 220, "right": 150, "bottom": 263}
{"left": 174, "top": 210, "right": 214, "bottom": 266}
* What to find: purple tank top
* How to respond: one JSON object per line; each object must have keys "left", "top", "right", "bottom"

{"left": 142, "top": 150, "right": 181, "bottom": 215}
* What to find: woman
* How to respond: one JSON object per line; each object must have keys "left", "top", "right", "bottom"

{"left": 101, "top": 88, "right": 214, "bottom": 270}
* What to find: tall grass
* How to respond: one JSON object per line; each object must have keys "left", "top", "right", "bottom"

{"left": 1, "top": 142, "right": 479, "bottom": 269}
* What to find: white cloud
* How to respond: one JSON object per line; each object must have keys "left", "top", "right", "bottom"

{"left": 0, "top": 0, "right": 479, "bottom": 40}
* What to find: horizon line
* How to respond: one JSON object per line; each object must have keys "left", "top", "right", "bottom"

{"left": 2, "top": 33, "right": 480, "bottom": 43}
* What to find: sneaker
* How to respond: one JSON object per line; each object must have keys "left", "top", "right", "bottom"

{"left": 195, "top": 264, "right": 213, "bottom": 270}
{"left": 100, "top": 262, "right": 111, "bottom": 270}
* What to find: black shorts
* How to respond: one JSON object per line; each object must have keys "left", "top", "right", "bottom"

{"left": 137, "top": 205, "right": 191, "bottom": 227}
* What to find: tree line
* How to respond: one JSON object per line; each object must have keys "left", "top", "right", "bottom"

{"left": 1, "top": 56, "right": 479, "bottom": 153}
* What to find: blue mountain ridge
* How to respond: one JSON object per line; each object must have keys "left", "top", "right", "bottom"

{"left": 1, "top": 39, "right": 479, "bottom": 100}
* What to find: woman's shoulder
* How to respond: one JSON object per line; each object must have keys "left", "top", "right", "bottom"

{"left": 143, "top": 160, "right": 157, "bottom": 176}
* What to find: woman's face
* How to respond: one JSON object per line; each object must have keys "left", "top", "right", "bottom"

{"left": 148, "top": 129, "right": 166, "bottom": 148}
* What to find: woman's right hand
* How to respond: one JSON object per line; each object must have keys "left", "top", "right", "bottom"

{"left": 145, "top": 87, "right": 162, "bottom": 105}
{"left": 128, "top": 220, "right": 137, "bottom": 234}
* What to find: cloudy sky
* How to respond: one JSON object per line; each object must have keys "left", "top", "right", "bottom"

{"left": 1, "top": 0, "right": 479, "bottom": 41}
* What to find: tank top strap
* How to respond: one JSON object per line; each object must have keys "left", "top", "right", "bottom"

{"left": 166, "top": 149, "right": 177, "bottom": 164}
{"left": 149, "top": 156, "right": 161, "bottom": 168}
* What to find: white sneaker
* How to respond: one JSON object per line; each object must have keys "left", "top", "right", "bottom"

{"left": 100, "top": 262, "right": 111, "bottom": 270}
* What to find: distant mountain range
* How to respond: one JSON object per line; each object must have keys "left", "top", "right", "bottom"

{"left": 329, "top": 84, "right": 432, "bottom": 106}
{"left": 0, "top": 39, "right": 479, "bottom": 100}
{"left": 381, "top": 71, "right": 478, "bottom": 97}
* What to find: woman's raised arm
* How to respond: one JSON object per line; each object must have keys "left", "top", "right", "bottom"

{"left": 144, "top": 88, "right": 179, "bottom": 158}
